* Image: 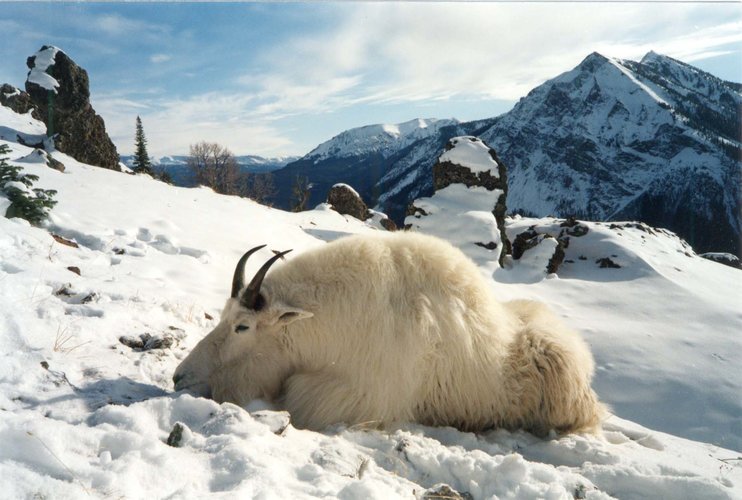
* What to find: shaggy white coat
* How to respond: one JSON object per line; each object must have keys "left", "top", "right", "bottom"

{"left": 174, "top": 232, "right": 606, "bottom": 435}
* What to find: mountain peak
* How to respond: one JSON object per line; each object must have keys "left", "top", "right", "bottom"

{"left": 640, "top": 50, "right": 662, "bottom": 64}
{"left": 576, "top": 51, "right": 610, "bottom": 72}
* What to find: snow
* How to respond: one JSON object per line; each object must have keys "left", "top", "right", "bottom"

{"left": 405, "top": 183, "right": 504, "bottom": 271}
{"left": 607, "top": 58, "right": 669, "bottom": 107}
{"left": 16, "top": 149, "right": 48, "bottom": 164}
{"left": 26, "top": 46, "right": 61, "bottom": 93}
{"left": 332, "top": 182, "right": 360, "bottom": 197}
{"left": 438, "top": 136, "right": 499, "bottom": 175}
{"left": 1, "top": 105, "right": 741, "bottom": 498}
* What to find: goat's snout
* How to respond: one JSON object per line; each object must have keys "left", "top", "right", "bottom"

{"left": 173, "top": 370, "right": 212, "bottom": 398}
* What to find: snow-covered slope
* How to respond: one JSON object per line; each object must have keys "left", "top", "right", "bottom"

{"left": 1, "top": 106, "right": 741, "bottom": 498}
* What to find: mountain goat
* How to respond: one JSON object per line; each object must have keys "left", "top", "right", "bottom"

{"left": 174, "top": 232, "right": 605, "bottom": 435}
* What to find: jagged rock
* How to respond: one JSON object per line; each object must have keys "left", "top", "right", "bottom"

{"left": 327, "top": 183, "right": 372, "bottom": 221}
{"left": 0, "top": 83, "right": 36, "bottom": 116}
{"left": 406, "top": 136, "right": 510, "bottom": 267}
{"left": 25, "top": 46, "right": 120, "bottom": 171}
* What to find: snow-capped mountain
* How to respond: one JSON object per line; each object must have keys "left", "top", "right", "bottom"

{"left": 478, "top": 51, "right": 741, "bottom": 257}
{"left": 305, "top": 118, "right": 460, "bottom": 161}
{"left": 120, "top": 154, "right": 299, "bottom": 185}
{"left": 270, "top": 118, "right": 460, "bottom": 209}
{"left": 280, "top": 52, "right": 742, "bottom": 257}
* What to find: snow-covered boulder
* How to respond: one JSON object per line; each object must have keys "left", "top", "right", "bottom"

{"left": 327, "top": 183, "right": 396, "bottom": 230}
{"left": 327, "top": 183, "right": 372, "bottom": 221}
{"left": 24, "top": 46, "right": 120, "bottom": 171}
{"left": 406, "top": 136, "right": 509, "bottom": 268}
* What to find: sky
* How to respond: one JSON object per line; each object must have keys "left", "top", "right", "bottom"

{"left": 0, "top": 2, "right": 740, "bottom": 159}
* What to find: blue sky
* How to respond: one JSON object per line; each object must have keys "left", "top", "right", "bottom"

{"left": 1, "top": 2, "right": 740, "bottom": 158}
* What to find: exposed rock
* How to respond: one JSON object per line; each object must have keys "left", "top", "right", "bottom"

{"left": 66, "top": 266, "right": 81, "bottom": 275}
{"left": 119, "top": 332, "right": 176, "bottom": 351}
{"left": 700, "top": 252, "right": 742, "bottom": 270}
{"left": 379, "top": 217, "right": 397, "bottom": 231}
{"left": 166, "top": 422, "right": 186, "bottom": 447}
{"left": 560, "top": 216, "right": 590, "bottom": 237}
{"left": 52, "top": 233, "right": 78, "bottom": 248}
{"left": 46, "top": 155, "right": 65, "bottom": 172}
{"left": 0, "top": 83, "right": 36, "bottom": 116}
{"left": 596, "top": 257, "right": 621, "bottom": 269}
{"left": 327, "top": 183, "right": 371, "bottom": 221}
{"left": 25, "top": 46, "right": 120, "bottom": 171}
{"left": 422, "top": 484, "right": 473, "bottom": 500}
{"left": 511, "top": 228, "right": 541, "bottom": 260}
{"left": 512, "top": 229, "right": 566, "bottom": 274}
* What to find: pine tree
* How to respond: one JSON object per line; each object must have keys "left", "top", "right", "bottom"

{"left": 0, "top": 144, "right": 57, "bottom": 226}
{"left": 132, "top": 116, "right": 153, "bottom": 175}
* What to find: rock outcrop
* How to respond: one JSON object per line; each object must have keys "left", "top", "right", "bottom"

{"left": 0, "top": 84, "right": 36, "bottom": 116}
{"left": 25, "top": 46, "right": 120, "bottom": 171}
{"left": 406, "top": 136, "right": 510, "bottom": 267}
{"left": 327, "top": 183, "right": 372, "bottom": 221}
{"left": 327, "top": 183, "right": 396, "bottom": 231}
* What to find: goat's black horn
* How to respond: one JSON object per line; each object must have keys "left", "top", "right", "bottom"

{"left": 242, "top": 249, "right": 292, "bottom": 309}
{"left": 231, "top": 245, "right": 267, "bottom": 298}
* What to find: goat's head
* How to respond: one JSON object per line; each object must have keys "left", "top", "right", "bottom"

{"left": 173, "top": 245, "right": 313, "bottom": 404}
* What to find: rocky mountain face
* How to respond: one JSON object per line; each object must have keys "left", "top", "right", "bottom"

{"left": 24, "top": 46, "right": 120, "bottom": 171}
{"left": 275, "top": 52, "right": 741, "bottom": 257}
{"left": 478, "top": 51, "right": 741, "bottom": 257}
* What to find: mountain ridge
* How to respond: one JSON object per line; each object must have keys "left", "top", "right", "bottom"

{"left": 273, "top": 51, "right": 740, "bottom": 257}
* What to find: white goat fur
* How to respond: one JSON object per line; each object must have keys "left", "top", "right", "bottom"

{"left": 174, "top": 231, "right": 606, "bottom": 435}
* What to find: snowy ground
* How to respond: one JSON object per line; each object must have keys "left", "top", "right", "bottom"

{"left": 1, "top": 105, "right": 740, "bottom": 499}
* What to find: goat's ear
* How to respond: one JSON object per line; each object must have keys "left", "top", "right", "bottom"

{"left": 272, "top": 304, "right": 313, "bottom": 327}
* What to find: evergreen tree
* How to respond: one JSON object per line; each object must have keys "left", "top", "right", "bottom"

{"left": 132, "top": 116, "right": 153, "bottom": 175}
{"left": 0, "top": 144, "right": 57, "bottom": 226}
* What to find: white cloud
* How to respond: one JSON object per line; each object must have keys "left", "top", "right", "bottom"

{"left": 150, "top": 53, "right": 172, "bottom": 64}
{"left": 94, "top": 14, "right": 170, "bottom": 39}
{"left": 238, "top": 3, "right": 742, "bottom": 109}
{"left": 94, "top": 91, "right": 295, "bottom": 158}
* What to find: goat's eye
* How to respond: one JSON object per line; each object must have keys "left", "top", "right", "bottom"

{"left": 234, "top": 324, "right": 250, "bottom": 333}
